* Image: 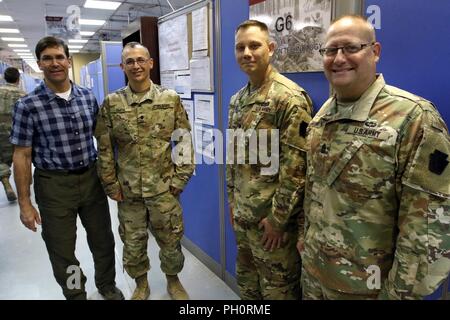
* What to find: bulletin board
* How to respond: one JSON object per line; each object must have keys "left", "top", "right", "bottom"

{"left": 158, "top": 0, "right": 214, "bottom": 93}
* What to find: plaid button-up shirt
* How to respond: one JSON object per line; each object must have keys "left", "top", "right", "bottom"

{"left": 10, "top": 81, "right": 98, "bottom": 170}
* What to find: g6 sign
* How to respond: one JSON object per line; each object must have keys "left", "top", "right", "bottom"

{"left": 275, "top": 15, "right": 292, "bottom": 32}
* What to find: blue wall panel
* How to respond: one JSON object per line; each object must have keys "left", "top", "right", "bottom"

{"left": 365, "top": 0, "right": 450, "bottom": 126}
{"left": 180, "top": 2, "right": 221, "bottom": 265}
{"left": 107, "top": 66, "right": 124, "bottom": 93}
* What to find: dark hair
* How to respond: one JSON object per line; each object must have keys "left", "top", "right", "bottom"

{"left": 35, "top": 36, "right": 70, "bottom": 60}
{"left": 236, "top": 19, "right": 269, "bottom": 33}
{"left": 122, "top": 41, "right": 151, "bottom": 60}
{"left": 4, "top": 67, "right": 20, "bottom": 83}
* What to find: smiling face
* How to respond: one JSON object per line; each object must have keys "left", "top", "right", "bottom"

{"left": 120, "top": 46, "right": 153, "bottom": 87}
{"left": 37, "top": 45, "right": 71, "bottom": 91}
{"left": 323, "top": 17, "right": 381, "bottom": 101}
{"left": 235, "top": 25, "right": 275, "bottom": 83}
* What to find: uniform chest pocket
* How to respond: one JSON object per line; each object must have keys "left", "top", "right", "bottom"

{"left": 142, "top": 104, "right": 175, "bottom": 141}
{"left": 109, "top": 110, "right": 136, "bottom": 144}
{"left": 326, "top": 140, "right": 395, "bottom": 202}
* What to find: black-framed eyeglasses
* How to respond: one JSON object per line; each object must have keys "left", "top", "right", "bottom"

{"left": 319, "top": 42, "right": 375, "bottom": 57}
{"left": 124, "top": 58, "right": 149, "bottom": 67}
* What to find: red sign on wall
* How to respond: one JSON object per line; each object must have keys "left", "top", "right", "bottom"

{"left": 249, "top": 0, "right": 266, "bottom": 5}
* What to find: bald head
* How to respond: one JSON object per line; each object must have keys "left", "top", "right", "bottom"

{"left": 327, "top": 15, "right": 376, "bottom": 43}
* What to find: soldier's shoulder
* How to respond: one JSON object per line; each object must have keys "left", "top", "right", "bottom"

{"left": 383, "top": 85, "right": 435, "bottom": 112}
{"left": 154, "top": 83, "right": 179, "bottom": 99}
{"left": 383, "top": 85, "right": 446, "bottom": 131}
{"left": 272, "top": 73, "right": 306, "bottom": 96}
{"left": 102, "top": 86, "right": 127, "bottom": 105}
{"left": 230, "top": 85, "right": 247, "bottom": 104}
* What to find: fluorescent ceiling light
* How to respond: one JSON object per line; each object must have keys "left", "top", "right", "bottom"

{"left": 0, "top": 28, "right": 20, "bottom": 33}
{"left": 13, "top": 49, "right": 30, "bottom": 52}
{"left": 71, "top": 50, "right": 80, "bottom": 53}
{"left": 80, "top": 31, "right": 95, "bottom": 36}
{"left": 0, "top": 15, "right": 13, "bottom": 22}
{"left": 68, "top": 45, "right": 83, "bottom": 49}
{"left": 84, "top": 0, "right": 121, "bottom": 10}
{"left": 26, "top": 62, "right": 42, "bottom": 73}
{"left": 69, "top": 39, "right": 88, "bottom": 43}
{"left": 80, "top": 19, "right": 105, "bottom": 26}
{"left": 1, "top": 37, "right": 24, "bottom": 41}
{"left": 8, "top": 43, "right": 27, "bottom": 48}
{"left": 17, "top": 53, "right": 33, "bottom": 56}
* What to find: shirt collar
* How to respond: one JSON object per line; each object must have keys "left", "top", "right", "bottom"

{"left": 240, "top": 67, "right": 278, "bottom": 106}
{"left": 124, "top": 81, "right": 156, "bottom": 106}
{"left": 39, "top": 80, "right": 80, "bottom": 102}
{"left": 318, "top": 74, "right": 386, "bottom": 122}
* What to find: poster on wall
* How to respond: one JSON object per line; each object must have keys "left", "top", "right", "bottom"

{"left": 249, "top": 0, "right": 332, "bottom": 72}
{"left": 158, "top": 14, "right": 189, "bottom": 72}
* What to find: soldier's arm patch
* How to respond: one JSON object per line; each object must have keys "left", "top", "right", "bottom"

{"left": 429, "top": 150, "right": 449, "bottom": 175}
{"left": 403, "top": 126, "right": 450, "bottom": 198}
{"left": 299, "top": 121, "right": 308, "bottom": 138}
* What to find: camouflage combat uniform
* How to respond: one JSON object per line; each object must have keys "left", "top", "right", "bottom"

{"left": 95, "top": 83, "right": 194, "bottom": 279}
{"left": 0, "top": 83, "right": 26, "bottom": 178}
{"left": 227, "top": 68, "right": 313, "bottom": 299}
{"left": 301, "top": 75, "right": 450, "bottom": 299}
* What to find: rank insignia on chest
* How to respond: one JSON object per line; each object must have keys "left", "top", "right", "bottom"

{"left": 253, "top": 101, "right": 271, "bottom": 113}
{"left": 346, "top": 125, "right": 389, "bottom": 140}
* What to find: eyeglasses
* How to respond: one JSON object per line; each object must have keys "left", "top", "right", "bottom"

{"left": 124, "top": 58, "right": 149, "bottom": 67}
{"left": 39, "top": 55, "right": 68, "bottom": 65}
{"left": 319, "top": 42, "right": 375, "bottom": 57}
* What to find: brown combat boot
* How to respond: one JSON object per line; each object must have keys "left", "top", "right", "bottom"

{"left": 166, "top": 274, "right": 189, "bottom": 300}
{"left": 1, "top": 177, "right": 16, "bottom": 202}
{"left": 131, "top": 274, "right": 150, "bottom": 300}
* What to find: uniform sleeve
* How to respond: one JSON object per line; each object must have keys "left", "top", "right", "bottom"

{"left": 266, "top": 93, "right": 313, "bottom": 231}
{"left": 226, "top": 99, "right": 236, "bottom": 206}
{"left": 378, "top": 106, "right": 450, "bottom": 299}
{"left": 170, "top": 97, "right": 195, "bottom": 191}
{"left": 10, "top": 100, "right": 34, "bottom": 147}
{"left": 94, "top": 97, "right": 121, "bottom": 197}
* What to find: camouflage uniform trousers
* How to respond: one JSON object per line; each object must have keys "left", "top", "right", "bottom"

{"left": 0, "top": 132, "right": 13, "bottom": 178}
{"left": 301, "top": 267, "right": 378, "bottom": 300}
{"left": 117, "top": 190, "right": 185, "bottom": 279}
{"left": 234, "top": 218, "right": 301, "bottom": 300}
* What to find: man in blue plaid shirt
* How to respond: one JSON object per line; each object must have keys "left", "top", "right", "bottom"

{"left": 10, "top": 36, "right": 123, "bottom": 300}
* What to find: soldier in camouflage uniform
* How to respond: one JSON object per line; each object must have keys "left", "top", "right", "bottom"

{"left": 298, "top": 15, "right": 450, "bottom": 299}
{"left": 95, "top": 42, "right": 195, "bottom": 300}
{"left": 227, "top": 20, "right": 313, "bottom": 299}
{"left": 0, "top": 67, "right": 25, "bottom": 201}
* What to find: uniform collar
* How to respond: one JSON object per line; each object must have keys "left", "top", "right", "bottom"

{"left": 239, "top": 67, "right": 278, "bottom": 106}
{"left": 124, "top": 81, "right": 156, "bottom": 106}
{"left": 318, "top": 74, "right": 386, "bottom": 123}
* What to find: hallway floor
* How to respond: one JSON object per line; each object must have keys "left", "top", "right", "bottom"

{"left": 0, "top": 174, "right": 239, "bottom": 300}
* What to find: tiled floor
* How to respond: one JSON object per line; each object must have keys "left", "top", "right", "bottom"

{"left": 0, "top": 174, "right": 239, "bottom": 300}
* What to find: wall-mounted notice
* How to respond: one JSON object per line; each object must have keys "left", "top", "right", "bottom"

{"left": 194, "top": 94, "right": 214, "bottom": 126}
{"left": 190, "top": 57, "right": 211, "bottom": 91}
{"left": 174, "top": 71, "right": 191, "bottom": 99}
{"left": 158, "top": 14, "right": 189, "bottom": 71}
{"left": 181, "top": 99, "right": 195, "bottom": 137}
{"left": 161, "top": 71, "right": 175, "bottom": 90}
{"left": 192, "top": 6, "right": 208, "bottom": 51}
